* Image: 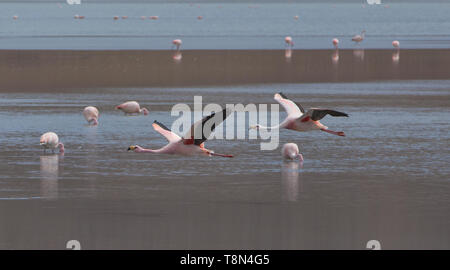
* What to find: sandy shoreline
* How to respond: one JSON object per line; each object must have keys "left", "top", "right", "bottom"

{"left": 1, "top": 49, "right": 450, "bottom": 91}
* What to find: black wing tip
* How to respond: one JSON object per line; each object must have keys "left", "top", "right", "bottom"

{"left": 153, "top": 120, "right": 171, "bottom": 131}
{"left": 278, "top": 92, "right": 288, "bottom": 99}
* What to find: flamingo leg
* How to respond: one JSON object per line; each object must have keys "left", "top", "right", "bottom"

{"left": 321, "top": 128, "right": 345, "bottom": 137}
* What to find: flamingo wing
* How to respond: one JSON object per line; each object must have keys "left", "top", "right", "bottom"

{"left": 183, "top": 107, "right": 233, "bottom": 146}
{"left": 301, "top": 109, "right": 348, "bottom": 121}
{"left": 274, "top": 92, "right": 305, "bottom": 116}
{"left": 152, "top": 120, "right": 181, "bottom": 143}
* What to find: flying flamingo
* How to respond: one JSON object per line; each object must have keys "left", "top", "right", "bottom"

{"left": 282, "top": 143, "right": 303, "bottom": 161}
{"left": 128, "top": 108, "right": 234, "bottom": 158}
{"left": 332, "top": 38, "right": 339, "bottom": 49}
{"left": 40, "top": 132, "right": 65, "bottom": 153}
{"left": 285, "top": 36, "right": 294, "bottom": 48}
{"left": 250, "top": 93, "right": 348, "bottom": 137}
{"left": 352, "top": 30, "right": 366, "bottom": 45}
{"left": 392, "top": 40, "right": 400, "bottom": 49}
{"left": 116, "top": 101, "right": 149, "bottom": 115}
{"left": 83, "top": 106, "right": 99, "bottom": 125}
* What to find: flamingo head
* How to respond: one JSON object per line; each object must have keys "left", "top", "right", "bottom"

{"left": 89, "top": 118, "right": 98, "bottom": 126}
{"left": 58, "top": 143, "right": 65, "bottom": 153}
{"left": 249, "top": 124, "right": 261, "bottom": 130}
{"left": 128, "top": 145, "right": 143, "bottom": 153}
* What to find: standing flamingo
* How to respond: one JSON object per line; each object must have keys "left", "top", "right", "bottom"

{"left": 250, "top": 93, "right": 348, "bottom": 137}
{"left": 172, "top": 39, "right": 182, "bottom": 51}
{"left": 332, "top": 38, "right": 339, "bottom": 49}
{"left": 40, "top": 132, "right": 65, "bottom": 153}
{"left": 172, "top": 39, "right": 182, "bottom": 61}
{"left": 128, "top": 108, "right": 233, "bottom": 158}
{"left": 13, "top": 15, "right": 18, "bottom": 20}
{"left": 83, "top": 106, "right": 99, "bottom": 125}
{"left": 116, "top": 101, "right": 149, "bottom": 115}
{"left": 392, "top": 40, "right": 400, "bottom": 49}
{"left": 282, "top": 143, "right": 303, "bottom": 161}
{"left": 352, "top": 30, "right": 366, "bottom": 45}
{"left": 332, "top": 38, "right": 339, "bottom": 63}
{"left": 285, "top": 36, "right": 294, "bottom": 48}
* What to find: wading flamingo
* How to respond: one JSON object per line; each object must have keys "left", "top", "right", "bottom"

{"left": 352, "top": 30, "right": 366, "bottom": 45}
{"left": 172, "top": 39, "right": 182, "bottom": 50}
{"left": 13, "top": 15, "right": 18, "bottom": 20}
{"left": 285, "top": 36, "right": 294, "bottom": 48}
{"left": 83, "top": 106, "right": 99, "bottom": 125}
{"left": 250, "top": 93, "right": 348, "bottom": 137}
{"left": 128, "top": 108, "right": 234, "bottom": 158}
{"left": 116, "top": 101, "right": 149, "bottom": 116}
{"left": 332, "top": 38, "right": 339, "bottom": 49}
{"left": 282, "top": 143, "right": 303, "bottom": 161}
{"left": 40, "top": 132, "right": 65, "bottom": 153}
{"left": 113, "top": 16, "right": 119, "bottom": 20}
{"left": 392, "top": 40, "right": 400, "bottom": 49}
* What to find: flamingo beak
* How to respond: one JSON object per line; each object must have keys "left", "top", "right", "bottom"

{"left": 127, "top": 145, "right": 136, "bottom": 151}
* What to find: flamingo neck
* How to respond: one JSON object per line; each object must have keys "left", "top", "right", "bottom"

{"left": 140, "top": 108, "right": 149, "bottom": 115}
{"left": 90, "top": 118, "right": 98, "bottom": 126}
{"left": 137, "top": 147, "right": 164, "bottom": 153}
{"left": 58, "top": 143, "right": 65, "bottom": 153}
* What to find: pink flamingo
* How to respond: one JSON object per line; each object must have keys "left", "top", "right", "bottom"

{"left": 285, "top": 36, "right": 294, "bottom": 48}
{"left": 83, "top": 106, "right": 99, "bottom": 125}
{"left": 13, "top": 15, "right": 18, "bottom": 20}
{"left": 197, "top": 15, "right": 203, "bottom": 20}
{"left": 150, "top": 16, "right": 159, "bottom": 20}
{"left": 113, "top": 16, "right": 119, "bottom": 20}
{"left": 40, "top": 132, "right": 65, "bottom": 153}
{"left": 250, "top": 93, "right": 348, "bottom": 137}
{"left": 392, "top": 40, "right": 400, "bottom": 49}
{"left": 282, "top": 143, "right": 303, "bottom": 161}
{"left": 172, "top": 39, "right": 182, "bottom": 50}
{"left": 352, "top": 30, "right": 366, "bottom": 45}
{"left": 332, "top": 38, "right": 339, "bottom": 49}
{"left": 294, "top": 15, "right": 299, "bottom": 20}
{"left": 116, "top": 101, "right": 149, "bottom": 116}
{"left": 121, "top": 16, "right": 128, "bottom": 19}
{"left": 128, "top": 108, "right": 233, "bottom": 158}
{"left": 172, "top": 39, "right": 182, "bottom": 61}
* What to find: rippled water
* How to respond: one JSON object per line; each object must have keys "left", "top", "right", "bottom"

{"left": 1, "top": 2, "right": 450, "bottom": 49}
{"left": 0, "top": 80, "right": 449, "bottom": 249}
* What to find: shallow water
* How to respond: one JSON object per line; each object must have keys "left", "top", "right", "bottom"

{"left": 1, "top": 2, "right": 450, "bottom": 49}
{"left": 0, "top": 81, "right": 449, "bottom": 249}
